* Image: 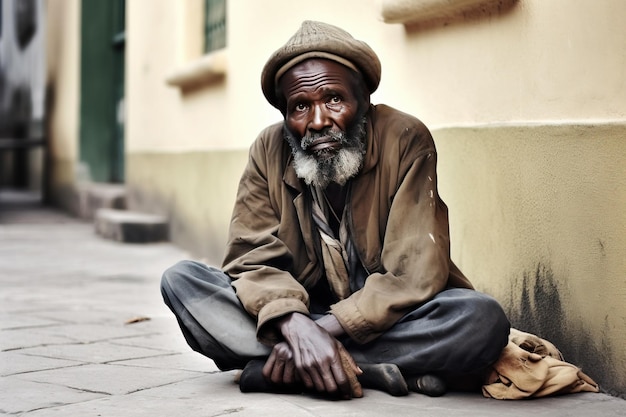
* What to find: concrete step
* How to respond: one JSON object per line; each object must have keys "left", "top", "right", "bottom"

{"left": 95, "top": 208, "right": 168, "bottom": 243}
{"left": 77, "top": 183, "right": 127, "bottom": 220}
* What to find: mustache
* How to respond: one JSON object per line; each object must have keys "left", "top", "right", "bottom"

{"left": 300, "top": 129, "right": 347, "bottom": 151}
{"left": 282, "top": 115, "right": 367, "bottom": 156}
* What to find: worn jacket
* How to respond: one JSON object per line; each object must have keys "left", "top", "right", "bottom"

{"left": 223, "top": 104, "right": 473, "bottom": 345}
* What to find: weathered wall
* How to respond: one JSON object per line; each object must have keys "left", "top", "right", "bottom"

{"left": 435, "top": 123, "right": 626, "bottom": 397}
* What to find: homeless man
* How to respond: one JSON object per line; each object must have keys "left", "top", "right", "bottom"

{"left": 161, "top": 20, "right": 510, "bottom": 400}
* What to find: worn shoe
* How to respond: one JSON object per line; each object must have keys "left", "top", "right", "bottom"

{"left": 405, "top": 374, "right": 447, "bottom": 397}
{"left": 357, "top": 363, "right": 409, "bottom": 396}
{"left": 237, "top": 359, "right": 303, "bottom": 394}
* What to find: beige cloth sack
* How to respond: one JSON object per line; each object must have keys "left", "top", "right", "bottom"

{"left": 482, "top": 329, "right": 600, "bottom": 400}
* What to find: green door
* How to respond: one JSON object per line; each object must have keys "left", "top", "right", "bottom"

{"left": 79, "top": 0, "right": 125, "bottom": 183}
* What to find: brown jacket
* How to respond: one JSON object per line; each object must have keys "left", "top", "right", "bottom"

{"left": 223, "top": 104, "right": 473, "bottom": 345}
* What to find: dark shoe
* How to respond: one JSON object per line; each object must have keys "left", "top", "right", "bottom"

{"left": 357, "top": 363, "right": 409, "bottom": 396}
{"left": 405, "top": 374, "right": 447, "bottom": 397}
{"left": 238, "top": 359, "right": 303, "bottom": 394}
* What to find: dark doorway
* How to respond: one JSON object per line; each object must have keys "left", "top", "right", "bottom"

{"left": 79, "top": 0, "right": 125, "bottom": 183}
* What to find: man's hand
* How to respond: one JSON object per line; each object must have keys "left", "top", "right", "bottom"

{"left": 263, "top": 313, "right": 362, "bottom": 399}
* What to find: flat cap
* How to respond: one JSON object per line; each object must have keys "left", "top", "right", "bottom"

{"left": 261, "top": 20, "right": 381, "bottom": 110}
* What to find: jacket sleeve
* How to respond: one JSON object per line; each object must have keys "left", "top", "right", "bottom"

{"left": 222, "top": 133, "right": 310, "bottom": 346}
{"left": 331, "top": 139, "right": 454, "bottom": 344}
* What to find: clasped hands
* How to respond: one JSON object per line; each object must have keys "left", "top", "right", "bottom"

{"left": 262, "top": 312, "right": 363, "bottom": 399}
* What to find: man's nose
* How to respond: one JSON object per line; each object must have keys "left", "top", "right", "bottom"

{"left": 309, "top": 104, "right": 332, "bottom": 131}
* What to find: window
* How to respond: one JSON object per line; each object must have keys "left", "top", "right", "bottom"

{"left": 166, "top": 0, "right": 227, "bottom": 90}
{"left": 204, "top": 0, "right": 226, "bottom": 53}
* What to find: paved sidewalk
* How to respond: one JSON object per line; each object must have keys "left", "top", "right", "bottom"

{"left": 1, "top": 190, "right": 624, "bottom": 416}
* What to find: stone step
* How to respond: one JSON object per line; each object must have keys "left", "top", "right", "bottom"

{"left": 95, "top": 208, "right": 168, "bottom": 243}
{"left": 76, "top": 183, "right": 127, "bottom": 220}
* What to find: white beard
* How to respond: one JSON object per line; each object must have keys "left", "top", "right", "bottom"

{"left": 284, "top": 117, "right": 367, "bottom": 189}
{"left": 292, "top": 146, "right": 364, "bottom": 188}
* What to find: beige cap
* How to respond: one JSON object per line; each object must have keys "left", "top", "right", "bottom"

{"left": 261, "top": 21, "right": 382, "bottom": 110}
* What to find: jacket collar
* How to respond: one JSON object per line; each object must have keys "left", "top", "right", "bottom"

{"left": 361, "top": 104, "right": 379, "bottom": 175}
{"left": 283, "top": 152, "right": 303, "bottom": 193}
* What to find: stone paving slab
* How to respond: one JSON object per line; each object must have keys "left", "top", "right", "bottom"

{"left": 106, "top": 318, "right": 192, "bottom": 352}
{"left": 0, "top": 378, "right": 106, "bottom": 415}
{"left": 1, "top": 351, "right": 83, "bottom": 376}
{"left": 0, "top": 313, "right": 64, "bottom": 330}
{"left": 13, "top": 363, "right": 205, "bottom": 396}
{"left": 1, "top": 193, "right": 625, "bottom": 416}
{"left": 27, "top": 307, "right": 141, "bottom": 326}
{"left": 113, "top": 351, "right": 220, "bottom": 373}
{"left": 0, "top": 328, "right": 75, "bottom": 351}
{"left": 17, "top": 341, "right": 169, "bottom": 364}
{"left": 23, "top": 322, "right": 157, "bottom": 344}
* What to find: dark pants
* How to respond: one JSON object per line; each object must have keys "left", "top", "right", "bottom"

{"left": 161, "top": 260, "right": 510, "bottom": 379}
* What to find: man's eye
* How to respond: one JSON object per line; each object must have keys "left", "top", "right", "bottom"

{"left": 294, "top": 103, "right": 308, "bottom": 112}
{"left": 329, "top": 96, "right": 342, "bottom": 104}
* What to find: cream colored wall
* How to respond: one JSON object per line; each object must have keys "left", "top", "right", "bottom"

{"left": 126, "top": 0, "right": 202, "bottom": 152}
{"left": 45, "top": 0, "right": 80, "bottom": 162}
{"left": 123, "top": 0, "right": 625, "bottom": 396}
{"left": 45, "top": 0, "right": 81, "bottom": 208}
{"left": 376, "top": 0, "right": 626, "bottom": 127}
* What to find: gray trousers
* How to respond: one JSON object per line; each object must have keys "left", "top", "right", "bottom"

{"left": 161, "top": 260, "right": 510, "bottom": 378}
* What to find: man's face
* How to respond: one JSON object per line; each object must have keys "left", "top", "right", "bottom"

{"left": 279, "top": 59, "right": 368, "bottom": 188}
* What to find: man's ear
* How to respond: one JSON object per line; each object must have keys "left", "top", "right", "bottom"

{"left": 274, "top": 85, "right": 288, "bottom": 117}
{"left": 355, "top": 75, "right": 371, "bottom": 112}
{"left": 362, "top": 93, "right": 371, "bottom": 108}
{"left": 359, "top": 92, "right": 371, "bottom": 115}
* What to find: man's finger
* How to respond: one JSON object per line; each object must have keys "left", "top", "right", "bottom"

{"left": 270, "top": 358, "right": 286, "bottom": 384}
{"left": 322, "top": 364, "right": 342, "bottom": 394}
{"left": 311, "top": 367, "right": 332, "bottom": 393}
{"left": 283, "top": 360, "right": 296, "bottom": 384}
{"left": 297, "top": 367, "right": 315, "bottom": 390}
{"left": 262, "top": 352, "right": 276, "bottom": 380}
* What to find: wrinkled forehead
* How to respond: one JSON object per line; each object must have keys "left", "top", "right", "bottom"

{"left": 279, "top": 58, "right": 359, "bottom": 96}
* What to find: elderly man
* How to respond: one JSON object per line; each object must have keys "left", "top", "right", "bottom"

{"left": 161, "top": 20, "right": 510, "bottom": 400}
